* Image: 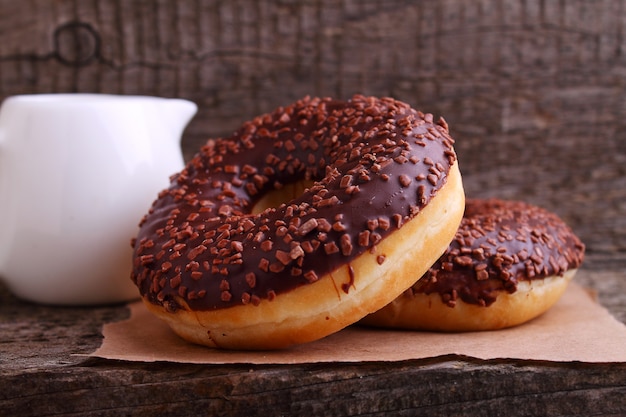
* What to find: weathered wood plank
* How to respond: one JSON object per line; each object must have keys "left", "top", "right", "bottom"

{"left": 0, "top": 2, "right": 625, "bottom": 413}
{"left": 1, "top": 0, "right": 624, "bottom": 253}
{"left": 1, "top": 358, "right": 625, "bottom": 416}
{"left": 1, "top": 255, "right": 625, "bottom": 416}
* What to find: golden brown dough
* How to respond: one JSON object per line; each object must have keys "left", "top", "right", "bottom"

{"left": 361, "top": 199, "right": 585, "bottom": 332}
{"left": 131, "top": 95, "right": 465, "bottom": 349}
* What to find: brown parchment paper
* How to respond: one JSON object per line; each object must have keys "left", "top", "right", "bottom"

{"left": 92, "top": 283, "right": 626, "bottom": 364}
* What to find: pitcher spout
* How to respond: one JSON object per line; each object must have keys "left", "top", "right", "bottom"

{"left": 162, "top": 98, "right": 198, "bottom": 141}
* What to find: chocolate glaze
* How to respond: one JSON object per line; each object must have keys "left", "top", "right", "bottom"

{"left": 410, "top": 199, "right": 585, "bottom": 307}
{"left": 131, "top": 95, "right": 457, "bottom": 311}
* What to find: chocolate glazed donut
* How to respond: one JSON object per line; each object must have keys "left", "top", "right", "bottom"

{"left": 362, "top": 199, "right": 585, "bottom": 331}
{"left": 131, "top": 95, "right": 465, "bottom": 349}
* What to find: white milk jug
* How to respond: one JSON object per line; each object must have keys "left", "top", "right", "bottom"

{"left": 0, "top": 94, "right": 197, "bottom": 305}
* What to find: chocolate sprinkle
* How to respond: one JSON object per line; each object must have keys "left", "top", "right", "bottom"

{"left": 410, "top": 199, "right": 585, "bottom": 307}
{"left": 131, "top": 95, "right": 457, "bottom": 311}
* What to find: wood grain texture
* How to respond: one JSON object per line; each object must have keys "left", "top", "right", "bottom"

{"left": 0, "top": 0, "right": 625, "bottom": 253}
{"left": 1, "top": 359, "right": 625, "bottom": 417}
{"left": 1, "top": 255, "right": 625, "bottom": 416}
{"left": 1, "top": 2, "right": 626, "bottom": 415}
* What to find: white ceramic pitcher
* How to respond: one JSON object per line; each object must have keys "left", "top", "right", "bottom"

{"left": 0, "top": 94, "right": 197, "bottom": 305}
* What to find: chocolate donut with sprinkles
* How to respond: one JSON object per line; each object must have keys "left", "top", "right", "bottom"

{"left": 131, "top": 95, "right": 465, "bottom": 349}
{"left": 361, "top": 199, "right": 585, "bottom": 332}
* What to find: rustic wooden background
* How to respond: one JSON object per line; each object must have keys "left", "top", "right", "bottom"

{"left": 1, "top": 0, "right": 625, "bottom": 256}
{"left": 2, "top": 2, "right": 626, "bottom": 415}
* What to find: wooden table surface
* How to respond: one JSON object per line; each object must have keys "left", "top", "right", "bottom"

{"left": 1, "top": 0, "right": 626, "bottom": 415}
{"left": 1, "top": 254, "right": 624, "bottom": 417}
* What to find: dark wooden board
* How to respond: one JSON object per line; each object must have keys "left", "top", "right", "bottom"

{"left": 1, "top": 1, "right": 626, "bottom": 415}
{"left": 0, "top": 0, "right": 625, "bottom": 252}
{"left": 2, "top": 358, "right": 626, "bottom": 417}
{"left": 1, "top": 255, "right": 625, "bottom": 416}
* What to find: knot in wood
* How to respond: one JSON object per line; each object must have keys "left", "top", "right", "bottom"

{"left": 54, "top": 22, "right": 100, "bottom": 66}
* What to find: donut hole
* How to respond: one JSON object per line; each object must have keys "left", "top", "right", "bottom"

{"left": 251, "top": 180, "right": 316, "bottom": 214}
